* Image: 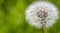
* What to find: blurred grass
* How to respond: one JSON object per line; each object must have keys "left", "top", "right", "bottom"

{"left": 0, "top": 0, "right": 60, "bottom": 33}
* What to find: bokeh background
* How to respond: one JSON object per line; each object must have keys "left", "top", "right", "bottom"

{"left": 0, "top": 0, "right": 60, "bottom": 33}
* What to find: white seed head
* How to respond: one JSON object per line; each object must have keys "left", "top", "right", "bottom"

{"left": 25, "top": 1, "right": 58, "bottom": 28}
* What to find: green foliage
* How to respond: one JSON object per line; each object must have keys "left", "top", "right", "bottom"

{"left": 0, "top": 0, "right": 60, "bottom": 33}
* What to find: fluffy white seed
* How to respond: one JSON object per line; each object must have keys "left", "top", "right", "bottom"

{"left": 25, "top": 1, "right": 58, "bottom": 28}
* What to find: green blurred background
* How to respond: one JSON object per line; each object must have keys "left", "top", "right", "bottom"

{"left": 0, "top": 0, "right": 60, "bottom": 33}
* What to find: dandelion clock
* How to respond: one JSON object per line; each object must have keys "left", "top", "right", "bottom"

{"left": 25, "top": 1, "right": 58, "bottom": 33}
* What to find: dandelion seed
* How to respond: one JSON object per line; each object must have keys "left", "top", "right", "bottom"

{"left": 25, "top": 1, "right": 58, "bottom": 33}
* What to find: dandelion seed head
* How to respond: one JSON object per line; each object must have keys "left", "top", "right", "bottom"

{"left": 25, "top": 1, "right": 58, "bottom": 28}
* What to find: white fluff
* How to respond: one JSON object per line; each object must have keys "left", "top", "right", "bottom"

{"left": 25, "top": 1, "right": 58, "bottom": 28}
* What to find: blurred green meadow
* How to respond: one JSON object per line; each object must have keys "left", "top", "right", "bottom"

{"left": 0, "top": 0, "right": 60, "bottom": 33}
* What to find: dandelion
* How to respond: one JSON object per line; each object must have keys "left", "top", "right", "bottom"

{"left": 25, "top": 1, "right": 58, "bottom": 33}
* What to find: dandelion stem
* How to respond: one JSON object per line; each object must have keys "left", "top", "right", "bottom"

{"left": 41, "top": 21, "right": 44, "bottom": 33}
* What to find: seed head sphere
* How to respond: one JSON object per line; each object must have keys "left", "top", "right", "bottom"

{"left": 25, "top": 1, "right": 58, "bottom": 28}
